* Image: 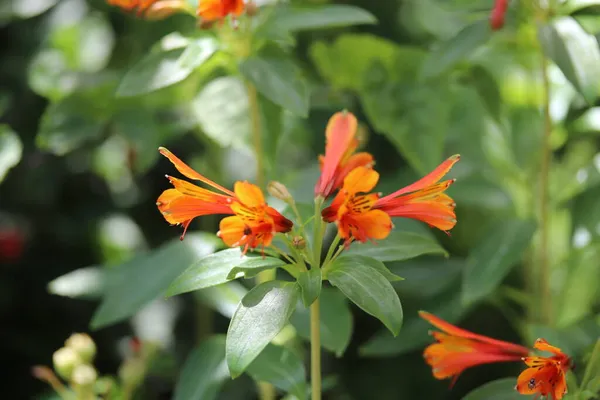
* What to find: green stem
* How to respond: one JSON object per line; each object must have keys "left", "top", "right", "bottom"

{"left": 322, "top": 233, "right": 341, "bottom": 269}
{"left": 246, "top": 82, "right": 264, "bottom": 189}
{"left": 310, "top": 298, "right": 322, "bottom": 400}
{"left": 580, "top": 339, "right": 600, "bottom": 392}
{"left": 312, "top": 197, "right": 325, "bottom": 267}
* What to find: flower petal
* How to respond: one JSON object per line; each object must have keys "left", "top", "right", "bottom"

{"left": 342, "top": 166, "right": 379, "bottom": 195}
{"left": 340, "top": 209, "right": 392, "bottom": 243}
{"left": 386, "top": 155, "right": 460, "bottom": 198}
{"left": 167, "top": 176, "right": 231, "bottom": 204}
{"left": 533, "top": 338, "right": 564, "bottom": 356}
{"left": 217, "top": 216, "right": 248, "bottom": 247}
{"left": 160, "top": 194, "right": 232, "bottom": 224}
{"left": 381, "top": 202, "right": 457, "bottom": 231}
{"left": 233, "top": 181, "right": 265, "bottom": 208}
{"left": 265, "top": 206, "right": 293, "bottom": 233}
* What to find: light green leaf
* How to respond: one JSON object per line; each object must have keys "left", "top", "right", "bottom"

{"left": 462, "top": 219, "right": 536, "bottom": 306}
{"left": 561, "top": 0, "right": 600, "bottom": 16}
{"left": 226, "top": 281, "right": 300, "bottom": 378}
{"left": 269, "top": 4, "right": 376, "bottom": 32}
{"left": 177, "top": 38, "right": 219, "bottom": 70}
{"left": 333, "top": 255, "right": 403, "bottom": 282}
{"left": 47, "top": 267, "right": 105, "bottom": 300}
{"left": 343, "top": 231, "right": 447, "bottom": 262}
{"left": 421, "top": 20, "right": 492, "bottom": 80}
{"left": 290, "top": 288, "right": 353, "bottom": 357}
{"left": 462, "top": 378, "right": 523, "bottom": 400}
{"left": 167, "top": 248, "right": 286, "bottom": 297}
{"left": 0, "top": 125, "right": 22, "bottom": 182}
{"left": 90, "top": 233, "right": 219, "bottom": 329}
{"left": 173, "top": 336, "right": 229, "bottom": 400}
{"left": 240, "top": 55, "right": 308, "bottom": 117}
{"left": 297, "top": 267, "right": 321, "bottom": 307}
{"left": 194, "top": 281, "right": 248, "bottom": 319}
{"left": 247, "top": 344, "right": 306, "bottom": 400}
{"left": 328, "top": 258, "right": 403, "bottom": 336}
{"left": 538, "top": 17, "right": 600, "bottom": 104}
{"left": 470, "top": 65, "right": 502, "bottom": 122}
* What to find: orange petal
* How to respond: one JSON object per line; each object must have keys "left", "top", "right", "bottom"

{"left": 381, "top": 202, "right": 457, "bottom": 231}
{"left": 265, "top": 206, "right": 293, "bottom": 233}
{"left": 387, "top": 155, "right": 460, "bottom": 198}
{"left": 157, "top": 189, "right": 184, "bottom": 224}
{"left": 342, "top": 209, "right": 392, "bottom": 242}
{"left": 167, "top": 176, "right": 231, "bottom": 204}
{"left": 533, "top": 338, "right": 564, "bottom": 356}
{"left": 342, "top": 166, "right": 379, "bottom": 195}
{"left": 160, "top": 194, "right": 232, "bottom": 224}
{"left": 217, "top": 216, "right": 248, "bottom": 247}
{"left": 233, "top": 181, "right": 265, "bottom": 208}
{"left": 159, "top": 147, "right": 235, "bottom": 196}
{"left": 315, "top": 111, "right": 358, "bottom": 197}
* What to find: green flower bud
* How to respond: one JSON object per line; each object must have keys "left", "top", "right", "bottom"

{"left": 267, "top": 181, "right": 292, "bottom": 202}
{"left": 292, "top": 236, "right": 306, "bottom": 250}
{"left": 71, "top": 364, "right": 97, "bottom": 387}
{"left": 118, "top": 358, "right": 146, "bottom": 389}
{"left": 52, "top": 347, "right": 82, "bottom": 381}
{"left": 65, "top": 333, "right": 96, "bottom": 363}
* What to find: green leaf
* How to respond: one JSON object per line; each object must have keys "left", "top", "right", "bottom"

{"left": 0, "top": 125, "right": 22, "bottom": 182}
{"left": 240, "top": 55, "right": 308, "bottom": 117}
{"left": 538, "top": 17, "right": 600, "bottom": 104}
{"left": 194, "top": 281, "right": 248, "bottom": 319}
{"left": 172, "top": 336, "right": 229, "bottom": 400}
{"left": 290, "top": 288, "right": 353, "bottom": 357}
{"left": 297, "top": 267, "right": 321, "bottom": 307}
{"left": 269, "top": 4, "right": 376, "bottom": 32}
{"left": 333, "top": 255, "right": 403, "bottom": 282}
{"left": 328, "top": 258, "right": 403, "bottom": 336}
{"left": 191, "top": 76, "right": 251, "bottom": 149}
{"left": 421, "top": 20, "right": 492, "bottom": 80}
{"left": 117, "top": 39, "right": 218, "bottom": 97}
{"left": 470, "top": 65, "right": 502, "bottom": 122}
{"left": 90, "top": 233, "right": 219, "bottom": 329}
{"left": 561, "top": 1, "right": 600, "bottom": 17}
{"left": 462, "top": 218, "right": 536, "bottom": 306}
{"left": 167, "top": 248, "right": 286, "bottom": 297}
{"left": 343, "top": 231, "right": 447, "bottom": 262}
{"left": 226, "top": 281, "right": 300, "bottom": 378}
{"left": 47, "top": 267, "right": 105, "bottom": 300}
{"left": 246, "top": 344, "right": 306, "bottom": 400}
{"left": 461, "top": 378, "right": 523, "bottom": 400}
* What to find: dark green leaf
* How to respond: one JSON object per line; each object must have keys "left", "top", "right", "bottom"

{"left": 247, "top": 344, "right": 306, "bottom": 399}
{"left": 328, "top": 258, "right": 403, "bottom": 335}
{"left": 333, "top": 255, "right": 403, "bottom": 282}
{"left": 470, "top": 65, "right": 502, "bottom": 122}
{"left": 91, "top": 233, "right": 220, "bottom": 329}
{"left": 462, "top": 378, "right": 522, "bottom": 400}
{"left": 290, "top": 288, "right": 353, "bottom": 357}
{"left": 538, "top": 17, "right": 600, "bottom": 104}
{"left": 226, "top": 281, "right": 300, "bottom": 378}
{"left": 167, "top": 248, "right": 286, "bottom": 297}
{"left": 388, "top": 257, "right": 463, "bottom": 298}
{"left": 240, "top": 55, "right": 308, "bottom": 117}
{"left": 172, "top": 336, "right": 229, "bottom": 400}
{"left": 297, "top": 267, "right": 321, "bottom": 307}
{"left": 421, "top": 20, "right": 492, "bottom": 80}
{"left": 269, "top": 5, "right": 376, "bottom": 32}
{"left": 343, "top": 231, "right": 447, "bottom": 262}
{"left": 462, "top": 219, "right": 536, "bottom": 306}
{"left": 0, "top": 125, "right": 22, "bottom": 182}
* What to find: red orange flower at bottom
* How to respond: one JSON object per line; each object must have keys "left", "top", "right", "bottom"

{"left": 420, "top": 311, "right": 572, "bottom": 400}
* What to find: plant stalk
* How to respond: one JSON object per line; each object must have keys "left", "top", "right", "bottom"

{"left": 310, "top": 298, "right": 322, "bottom": 400}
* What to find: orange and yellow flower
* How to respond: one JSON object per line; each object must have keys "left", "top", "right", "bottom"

{"left": 156, "top": 147, "right": 292, "bottom": 253}
{"left": 107, "top": 0, "right": 187, "bottom": 18}
{"left": 420, "top": 311, "right": 530, "bottom": 385}
{"left": 321, "top": 155, "right": 459, "bottom": 244}
{"left": 197, "top": 0, "right": 245, "bottom": 22}
{"left": 315, "top": 111, "right": 374, "bottom": 198}
{"left": 515, "top": 339, "right": 572, "bottom": 400}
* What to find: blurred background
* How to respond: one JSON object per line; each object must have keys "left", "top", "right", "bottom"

{"left": 1, "top": 0, "right": 600, "bottom": 399}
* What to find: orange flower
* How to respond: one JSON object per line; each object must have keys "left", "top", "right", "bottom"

{"left": 321, "top": 155, "right": 459, "bottom": 244}
{"left": 156, "top": 147, "right": 292, "bottom": 252}
{"left": 197, "top": 0, "right": 245, "bottom": 22}
{"left": 420, "top": 311, "right": 530, "bottom": 385}
{"left": 315, "top": 111, "right": 374, "bottom": 198}
{"left": 107, "top": 0, "right": 187, "bottom": 19}
{"left": 515, "top": 339, "right": 572, "bottom": 400}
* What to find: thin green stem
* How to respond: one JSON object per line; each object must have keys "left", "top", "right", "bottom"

{"left": 311, "top": 197, "right": 325, "bottom": 267}
{"left": 246, "top": 82, "right": 264, "bottom": 189}
{"left": 322, "top": 233, "right": 341, "bottom": 269}
{"left": 310, "top": 298, "right": 322, "bottom": 400}
{"left": 580, "top": 339, "right": 600, "bottom": 392}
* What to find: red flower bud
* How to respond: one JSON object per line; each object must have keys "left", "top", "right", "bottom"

{"left": 490, "top": 0, "right": 508, "bottom": 31}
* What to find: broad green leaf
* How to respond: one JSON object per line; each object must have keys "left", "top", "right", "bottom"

{"left": 581, "top": 339, "right": 600, "bottom": 394}
{"left": 240, "top": 55, "right": 308, "bottom": 117}
{"left": 526, "top": 316, "right": 600, "bottom": 356}
{"left": 167, "top": 248, "right": 286, "bottom": 297}
{"left": 344, "top": 231, "right": 447, "bottom": 262}
{"left": 462, "top": 378, "right": 523, "bottom": 400}
{"left": 0, "top": 125, "right": 22, "bottom": 182}
{"left": 328, "top": 258, "right": 403, "bottom": 335}
{"left": 226, "top": 281, "right": 300, "bottom": 378}
{"left": 117, "top": 38, "right": 217, "bottom": 97}
{"left": 297, "top": 267, "right": 321, "bottom": 307}
{"left": 48, "top": 267, "right": 105, "bottom": 300}
{"left": 561, "top": 0, "right": 600, "bottom": 16}
{"left": 538, "top": 17, "right": 600, "bottom": 104}
{"left": 90, "top": 233, "right": 219, "bottom": 329}
{"left": 247, "top": 344, "right": 306, "bottom": 400}
{"left": 191, "top": 76, "right": 250, "bottom": 149}
{"left": 421, "top": 19, "right": 491, "bottom": 79}
{"left": 290, "top": 288, "right": 353, "bottom": 357}
{"left": 388, "top": 257, "right": 463, "bottom": 298}
{"left": 462, "top": 219, "right": 536, "bottom": 306}
{"left": 268, "top": 4, "right": 376, "bottom": 32}
{"left": 332, "top": 255, "right": 403, "bottom": 282}
{"left": 172, "top": 336, "right": 229, "bottom": 400}
{"left": 359, "top": 293, "right": 463, "bottom": 357}
{"left": 470, "top": 65, "right": 502, "bottom": 122}
{"left": 194, "top": 281, "right": 248, "bottom": 319}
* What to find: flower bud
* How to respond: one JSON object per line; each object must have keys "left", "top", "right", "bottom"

{"left": 52, "top": 347, "right": 82, "bottom": 381}
{"left": 65, "top": 333, "right": 96, "bottom": 363}
{"left": 246, "top": 1, "right": 258, "bottom": 16}
{"left": 267, "top": 181, "right": 292, "bottom": 202}
{"left": 292, "top": 236, "right": 306, "bottom": 250}
{"left": 71, "top": 364, "right": 97, "bottom": 387}
{"left": 118, "top": 358, "right": 146, "bottom": 389}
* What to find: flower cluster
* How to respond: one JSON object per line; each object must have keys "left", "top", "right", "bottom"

{"left": 156, "top": 111, "right": 459, "bottom": 254}
{"left": 107, "top": 0, "right": 244, "bottom": 21}
{"left": 420, "top": 312, "right": 573, "bottom": 400}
